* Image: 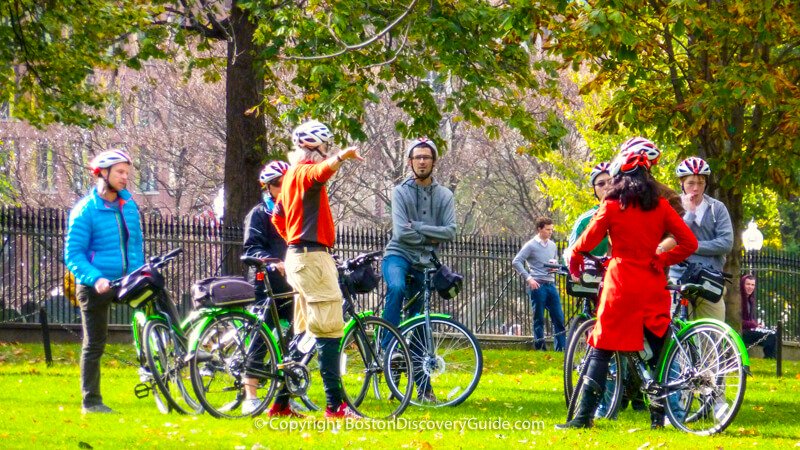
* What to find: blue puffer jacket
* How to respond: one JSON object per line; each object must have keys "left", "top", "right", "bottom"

{"left": 65, "top": 188, "right": 145, "bottom": 287}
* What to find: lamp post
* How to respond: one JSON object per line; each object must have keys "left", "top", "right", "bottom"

{"left": 742, "top": 220, "right": 764, "bottom": 275}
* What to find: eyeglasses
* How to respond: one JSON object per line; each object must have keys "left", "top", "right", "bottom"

{"left": 411, "top": 155, "right": 434, "bottom": 162}
{"left": 594, "top": 180, "right": 609, "bottom": 188}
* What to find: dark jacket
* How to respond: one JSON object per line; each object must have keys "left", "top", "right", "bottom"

{"left": 740, "top": 275, "right": 758, "bottom": 331}
{"left": 243, "top": 199, "right": 292, "bottom": 295}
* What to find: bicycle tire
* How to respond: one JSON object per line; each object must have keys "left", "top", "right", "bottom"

{"left": 340, "top": 316, "right": 413, "bottom": 419}
{"left": 562, "top": 315, "right": 590, "bottom": 406}
{"left": 143, "top": 319, "right": 202, "bottom": 414}
{"left": 189, "top": 312, "right": 279, "bottom": 419}
{"left": 399, "top": 317, "right": 482, "bottom": 407}
{"left": 661, "top": 323, "right": 747, "bottom": 435}
{"left": 563, "top": 318, "right": 623, "bottom": 419}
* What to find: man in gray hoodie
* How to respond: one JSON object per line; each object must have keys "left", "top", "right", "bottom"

{"left": 667, "top": 157, "right": 733, "bottom": 321}
{"left": 382, "top": 137, "right": 457, "bottom": 402}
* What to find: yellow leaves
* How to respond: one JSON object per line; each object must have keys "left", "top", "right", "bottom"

{"left": 751, "top": 405, "right": 765, "bottom": 412}
{"left": 737, "top": 427, "right": 759, "bottom": 436}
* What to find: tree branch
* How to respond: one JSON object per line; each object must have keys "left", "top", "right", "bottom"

{"left": 280, "top": 0, "right": 419, "bottom": 61}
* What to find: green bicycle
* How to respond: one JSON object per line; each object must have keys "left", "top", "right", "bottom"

{"left": 111, "top": 247, "right": 206, "bottom": 414}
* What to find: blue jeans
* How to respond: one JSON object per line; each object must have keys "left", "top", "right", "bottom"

{"left": 381, "top": 254, "right": 429, "bottom": 395}
{"left": 381, "top": 255, "right": 425, "bottom": 330}
{"left": 529, "top": 282, "right": 566, "bottom": 351}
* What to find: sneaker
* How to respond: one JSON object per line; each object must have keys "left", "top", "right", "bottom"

{"left": 324, "top": 403, "right": 362, "bottom": 420}
{"left": 267, "top": 403, "right": 306, "bottom": 418}
{"left": 81, "top": 404, "right": 115, "bottom": 414}
{"left": 417, "top": 391, "right": 438, "bottom": 404}
{"left": 241, "top": 398, "right": 261, "bottom": 415}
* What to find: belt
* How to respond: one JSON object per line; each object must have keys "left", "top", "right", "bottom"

{"left": 535, "top": 280, "right": 554, "bottom": 285}
{"left": 288, "top": 243, "right": 334, "bottom": 254}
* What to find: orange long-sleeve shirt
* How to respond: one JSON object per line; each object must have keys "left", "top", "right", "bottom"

{"left": 272, "top": 161, "right": 336, "bottom": 247}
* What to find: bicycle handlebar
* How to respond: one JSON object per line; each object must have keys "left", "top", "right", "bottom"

{"left": 109, "top": 247, "right": 184, "bottom": 288}
{"left": 337, "top": 250, "right": 383, "bottom": 270}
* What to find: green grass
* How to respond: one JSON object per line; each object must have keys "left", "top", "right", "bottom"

{"left": 1, "top": 342, "right": 799, "bottom": 449}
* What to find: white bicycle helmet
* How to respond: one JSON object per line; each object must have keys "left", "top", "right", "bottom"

{"left": 90, "top": 150, "right": 132, "bottom": 174}
{"left": 589, "top": 162, "right": 611, "bottom": 186}
{"left": 259, "top": 160, "right": 290, "bottom": 189}
{"left": 291, "top": 120, "right": 334, "bottom": 150}
{"left": 619, "top": 137, "right": 661, "bottom": 165}
{"left": 406, "top": 137, "right": 438, "bottom": 160}
{"left": 676, "top": 156, "right": 711, "bottom": 178}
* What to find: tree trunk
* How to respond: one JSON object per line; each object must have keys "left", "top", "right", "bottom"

{"left": 715, "top": 186, "right": 743, "bottom": 330}
{"left": 224, "top": 2, "right": 266, "bottom": 226}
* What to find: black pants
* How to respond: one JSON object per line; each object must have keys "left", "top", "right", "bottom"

{"left": 585, "top": 327, "right": 668, "bottom": 393}
{"left": 77, "top": 285, "right": 115, "bottom": 408}
{"left": 743, "top": 329, "right": 777, "bottom": 359}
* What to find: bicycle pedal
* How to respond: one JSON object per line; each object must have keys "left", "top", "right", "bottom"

{"left": 134, "top": 383, "right": 151, "bottom": 399}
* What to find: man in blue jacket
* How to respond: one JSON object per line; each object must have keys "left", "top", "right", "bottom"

{"left": 65, "top": 149, "right": 144, "bottom": 414}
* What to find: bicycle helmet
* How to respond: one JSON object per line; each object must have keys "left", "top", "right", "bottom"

{"left": 608, "top": 151, "right": 651, "bottom": 177}
{"left": 619, "top": 137, "right": 661, "bottom": 165}
{"left": 90, "top": 149, "right": 132, "bottom": 175}
{"left": 258, "top": 160, "right": 290, "bottom": 189}
{"left": 676, "top": 157, "right": 711, "bottom": 178}
{"left": 291, "top": 120, "right": 334, "bottom": 150}
{"left": 406, "top": 137, "right": 438, "bottom": 161}
{"left": 589, "top": 162, "right": 611, "bottom": 186}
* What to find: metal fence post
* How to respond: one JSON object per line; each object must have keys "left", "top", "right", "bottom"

{"left": 40, "top": 306, "right": 53, "bottom": 367}
{"left": 776, "top": 319, "right": 783, "bottom": 378}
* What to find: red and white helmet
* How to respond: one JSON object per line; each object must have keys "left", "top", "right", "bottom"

{"left": 291, "top": 120, "right": 334, "bottom": 150}
{"left": 259, "top": 160, "right": 290, "bottom": 189}
{"left": 676, "top": 157, "right": 711, "bottom": 178}
{"left": 619, "top": 137, "right": 661, "bottom": 165}
{"left": 90, "top": 149, "right": 132, "bottom": 175}
{"left": 589, "top": 162, "right": 611, "bottom": 186}
{"left": 609, "top": 151, "right": 651, "bottom": 177}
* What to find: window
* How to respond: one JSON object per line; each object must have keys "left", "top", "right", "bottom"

{"left": 68, "top": 139, "right": 90, "bottom": 193}
{"left": 135, "top": 89, "right": 154, "bottom": 127}
{"left": 138, "top": 149, "right": 158, "bottom": 194}
{"left": 37, "top": 140, "right": 57, "bottom": 192}
{"left": 0, "top": 138, "right": 17, "bottom": 196}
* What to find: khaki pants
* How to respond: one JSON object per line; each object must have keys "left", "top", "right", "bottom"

{"left": 284, "top": 249, "right": 344, "bottom": 339}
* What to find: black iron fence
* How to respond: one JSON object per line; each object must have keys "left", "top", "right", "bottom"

{"left": 1, "top": 206, "right": 799, "bottom": 342}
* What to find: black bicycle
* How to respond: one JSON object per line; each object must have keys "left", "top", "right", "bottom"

{"left": 188, "top": 253, "right": 413, "bottom": 419}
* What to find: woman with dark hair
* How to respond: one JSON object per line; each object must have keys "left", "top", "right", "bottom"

{"left": 557, "top": 148, "right": 698, "bottom": 430}
{"left": 740, "top": 275, "right": 777, "bottom": 359}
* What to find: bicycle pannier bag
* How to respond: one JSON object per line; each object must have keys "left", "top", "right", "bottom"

{"left": 348, "top": 263, "right": 381, "bottom": 294}
{"left": 679, "top": 263, "right": 725, "bottom": 303}
{"left": 192, "top": 276, "right": 255, "bottom": 308}
{"left": 566, "top": 259, "right": 601, "bottom": 298}
{"left": 116, "top": 264, "right": 164, "bottom": 308}
{"left": 432, "top": 265, "right": 464, "bottom": 300}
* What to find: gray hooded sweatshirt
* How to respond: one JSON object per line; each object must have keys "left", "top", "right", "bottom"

{"left": 669, "top": 194, "right": 734, "bottom": 280}
{"left": 384, "top": 177, "right": 457, "bottom": 268}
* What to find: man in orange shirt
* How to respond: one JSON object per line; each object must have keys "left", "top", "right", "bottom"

{"left": 272, "top": 119, "right": 363, "bottom": 419}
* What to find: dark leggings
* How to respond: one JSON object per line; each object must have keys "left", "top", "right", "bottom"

{"left": 585, "top": 326, "right": 668, "bottom": 390}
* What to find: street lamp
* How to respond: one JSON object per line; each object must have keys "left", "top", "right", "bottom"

{"left": 742, "top": 219, "right": 763, "bottom": 274}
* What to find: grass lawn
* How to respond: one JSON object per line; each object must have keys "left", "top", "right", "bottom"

{"left": 1, "top": 342, "right": 798, "bottom": 449}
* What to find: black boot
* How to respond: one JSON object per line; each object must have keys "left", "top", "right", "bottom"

{"left": 556, "top": 377, "right": 604, "bottom": 430}
{"left": 649, "top": 402, "right": 665, "bottom": 429}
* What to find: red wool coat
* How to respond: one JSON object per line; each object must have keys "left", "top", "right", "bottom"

{"left": 571, "top": 197, "right": 698, "bottom": 351}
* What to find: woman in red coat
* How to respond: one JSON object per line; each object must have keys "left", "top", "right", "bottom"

{"left": 557, "top": 150, "right": 698, "bottom": 430}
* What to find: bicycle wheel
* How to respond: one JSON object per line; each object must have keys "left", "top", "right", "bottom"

{"left": 662, "top": 323, "right": 746, "bottom": 435}
{"left": 563, "top": 318, "right": 622, "bottom": 419}
{"left": 143, "top": 319, "right": 202, "bottom": 414}
{"left": 340, "top": 316, "right": 412, "bottom": 419}
{"left": 189, "top": 312, "right": 279, "bottom": 418}
{"left": 563, "top": 315, "right": 590, "bottom": 406}
{"left": 400, "top": 317, "right": 482, "bottom": 407}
